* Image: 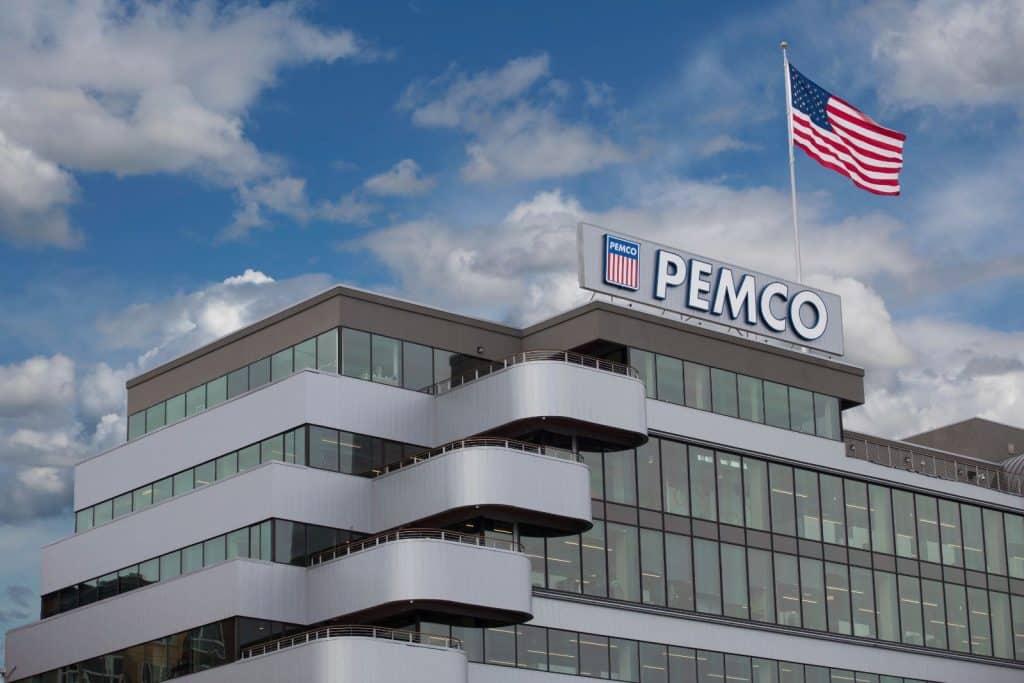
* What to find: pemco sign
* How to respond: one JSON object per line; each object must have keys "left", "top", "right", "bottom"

{"left": 577, "top": 222, "right": 844, "bottom": 355}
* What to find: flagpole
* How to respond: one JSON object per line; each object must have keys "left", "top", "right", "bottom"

{"left": 781, "top": 40, "right": 803, "bottom": 283}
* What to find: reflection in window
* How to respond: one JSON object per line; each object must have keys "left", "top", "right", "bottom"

{"left": 582, "top": 521, "right": 608, "bottom": 597}
{"left": 608, "top": 523, "right": 641, "bottom": 603}
{"left": 844, "top": 480, "right": 870, "bottom": 550}
{"left": 371, "top": 334, "right": 402, "bottom": 385}
{"left": 610, "top": 637, "right": 639, "bottom": 682}
{"left": 402, "top": 341, "right": 433, "bottom": 391}
{"left": 921, "top": 579, "right": 947, "bottom": 650}
{"left": 630, "top": 348, "right": 657, "bottom": 399}
{"left": 945, "top": 583, "right": 970, "bottom": 653}
{"left": 605, "top": 448, "right": 638, "bottom": 507}
{"left": 748, "top": 548, "right": 775, "bottom": 624}
{"left": 825, "top": 562, "right": 851, "bottom": 635}
{"left": 743, "top": 457, "right": 770, "bottom": 532}
{"left": 850, "top": 566, "right": 876, "bottom": 638}
{"left": 716, "top": 452, "right": 743, "bottom": 527}
{"left": 637, "top": 441, "right": 662, "bottom": 511}
{"left": 938, "top": 499, "right": 962, "bottom": 567}
{"left": 661, "top": 440, "right": 689, "bottom": 517}
{"left": 795, "top": 469, "right": 821, "bottom": 541}
{"left": 722, "top": 543, "right": 749, "bottom": 619}
{"left": 764, "top": 381, "right": 790, "bottom": 430}
{"left": 819, "top": 475, "right": 845, "bottom": 546}
{"left": 656, "top": 354, "right": 684, "bottom": 404}
{"left": 549, "top": 629, "right": 579, "bottom": 675}
{"left": 694, "top": 538, "right": 722, "bottom": 615}
{"left": 711, "top": 369, "right": 738, "bottom": 417}
{"left": 665, "top": 533, "right": 694, "bottom": 611}
{"left": 516, "top": 624, "right": 547, "bottom": 670}
{"left": 774, "top": 554, "right": 801, "bottom": 627}
{"left": 738, "top": 375, "right": 765, "bottom": 423}
{"left": 789, "top": 387, "right": 815, "bottom": 434}
{"left": 868, "top": 485, "right": 894, "bottom": 555}
{"left": 689, "top": 447, "right": 717, "bottom": 521}
{"left": 874, "top": 571, "right": 899, "bottom": 642}
{"left": 915, "top": 495, "right": 941, "bottom": 564}
{"left": 640, "top": 528, "right": 666, "bottom": 606}
{"left": 341, "top": 328, "right": 371, "bottom": 380}
{"left": 800, "top": 557, "right": 826, "bottom": 631}
{"left": 683, "top": 361, "right": 711, "bottom": 411}
{"left": 580, "top": 634, "right": 610, "bottom": 678}
{"left": 770, "top": 464, "right": 795, "bottom": 536}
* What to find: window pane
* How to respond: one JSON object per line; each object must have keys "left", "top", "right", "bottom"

{"left": 743, "top": 457, "right": 770, "bottom": 532}
{"left": 226, "top": 367, "right": 248, "bottom": 399}
{"left": 549, "top": 629, "right": 579, "bottom": 675}
{"left": 194, "top": 461, "right": 214, "bottom": 487}
{"left": 433, "top": 348, "right": 454, "bottom": 388}
{"left": 850, "top": 566, "right": 876, "bottom": 638}
{"left": 819, "top": 475, "right": 845, "bottom": 545}
{"left": 630, "top": 348, "right": 657, "bottom": 399}
{"left": 892, "top": 489, "right": 917, "bottom": 558}
{"left": 710, "top": 369, "right": 738, "bottom": 417}
{"left": 738, "top": 375, "right": 764, "bottom": 423}
{"left": 181, "top": 543, "right": 203, "bottom": 574}
{"left": 689, "top": 446, "right": 717, "bottom": 521}
{"left": 128, "top": 411, "right": 145, "bottom": 440}
{"left": 665, "top": 532, "right": 694, "bottom": 611}
{"left": 748, "top": 547, "right": 775, "bottom": 623}
{"left": 683, "top": 361, "right": 711, "bottom": 410}
{"left": 227, "top": 528, "right": 249, "bottom": 559}
{"left": 984, "top": 509, "right": 1007, "bottom": 574}
{"left": 206, "top": 375, "right": 227, "bottom": 407}
{"left": 813, "top": 394, "right": 840, "bottom": 439}
{"left": 825, "top": 562, "right": 851, "bottom": 635}
{"left": 76, "top": 507, "right": 94, "bottom": 532}
{"left": 938, "top": 499, "right": 962, "bottom": 567}
{"left": 915, "top": 495, "right": 940, "bottom": 564}
{"left": 146, "top": 402, "right": 166, "bottom": 432}
{"left": 186, "top": 385, "right": 206, "bottom": 416}
{"left": 271, "top": 348, "right": 293, "bottom": 381}
{"left": 273, "top": 519, "right": 306, "bottom": 566}
{"left": 1014, "top": 595, "right": 1024, "bottom": 662}
{"left": 800, "top": 557, "right": 826, "bottom": 631}
{"left": 97, "top": 572, "right": 118, "bottom": 600}
{"left": 582, "top": 520, "right": 608, "bottom": 597}
{"left": 751, "top": 658, "right": 778, "bottom": 683}
{"left": 342, "top": 328, "right": 372, "bottom": 380}
{"left": 697, "top": 650, "right": 723, "bottom": 683}
{"left": 640, "top": 642, "right": 667, "bottom": 683}
{"left": 133, "top": 484, "right": 153, "bottom": 511}
{"left": 113, "top": 492, "right": 132, "bottom": 518}
{"left": 722, "top": 543, "right": 749, "bottom": 619}
{"left": 204, "top": 536, "right": 226, "bottom": 566}
{"left": 139, "top": 558, "right": 159, "bottom": 585}
{"left": 173, "top": 469, "right": 194, "bottom": 495}
{"left": 238, "top": 444, "right": 260, "bottom": 471}
{"left": 770, "top": 464, "right": 796, "bottom": 536}
{"left": 990, "top": 591, "right": 1013, "bottom": 660}
{"left": 402, "top": 341, "right": 433, "bottom": 390}
{"left": 309, "top": 426, "right": 340, "bottom": 471}
{"left": 515, "top": 533, "right": 543, "bottom": 589}
{"left": 662, "top": 440, "right": 689, "bottom": 516}
{"left": 764, "top": 381, "right": 790, "bottom": 429}
{"left": 316, "top": 328, "right": 339, "bottom": 373}
{"left": 371, "top": 334, "right": 401, "bottom": 385}
{"left": 921, "top": 579, "right": 947, "bottom": 650}
{"left": 608, "top": 523, "right": 641, "bottom": 602}
{"left": 249, "top": 357, "right": 270, "bottom": 389}
{"left": 153, "top": 477, "right": 172, "bottom": 504}
{"left": 844, "top": 480, "right": 870, "bottom": 550}
{"left": 548, "top": 534, "right": 582, "bottom": 593}
{"left": 1005, "top": 514, "right": 1024, "bottom": 578}
{"left": 874, "top": 571, "right": 899, "bottom": 642}
{"left": 774, "top": 553, "right": 801, "bottom": 626}
{"left": 516, "top": 624, "right": 547, "bottom": 670}
{"left": 693, "top": 538, "right": 721, "bottom": 615}
{"left": 725, "top": 656, "right": 751, "bottom": 683}
{"left": 868, "top": 485, "right": 893, "bottom": 555}
{"left": 795, "top": 469, "right": 821, "bottom": 541}
{"left": 93, "top": 499, "right": 113, "bottom": 525}
{"left": 668, "top": 647, "right": 696, "bottom": 683}
{"left": 610, "top": 638, "right": 639, "bottom": 682}
{"left": 216, "top": 452, "right": 238, "bottom": 479}
{"left": 637, "top": 441, "right": 662, "bottom": 510}
{"left": 261, "top": 434, "right": 284, "bottom": 463}
{"left": 605, "top": 448, "right": 637, "bottom": 506}
{"left": 789, "top": 388, "right": 814, "bottom": 434}
{"left": 960, "top": 504, "right": 985, "bottom": 572}
{"left": 118, "top": 564, "right": 141, "bottom": 593}
{"left": 485, "top": 627, "right": 516, "bottom": 666}
{"left": 716, "top": 451, "right": 743, "bottom": 526}
{"left": 166, "top": 393, "right": 185, "bottom": 424}
{"left": 580, "top": 634, "right": 610, "bottom": 678}
{"left": 946, "top": 583, "right": 970, "bottom": 653}
{"left": 583, "top": 450, "right": 604, "bottom": 500}
{"left": 967, "top": 587, "right": 992, "bottom": 656}
{"left": 655, "top": 354, "right": 683, "bottom": 404}
{"left": 640, "top": 528, "right": 665, "bottom": 606}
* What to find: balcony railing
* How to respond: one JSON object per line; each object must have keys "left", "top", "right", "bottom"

{"left": 241, "top": 625, "right": 462, "bottom": 659}
{"left": 375, "top": 437, "right": 582, "bottom": 476}
{"left": 845, "top": 432, "right": 1024, "bottom": 497}
{"left": 423, "top": 350, "right": 640, "bottom": 396}
{"left": 309, "top": 527, "right": 523, "bottom": 567}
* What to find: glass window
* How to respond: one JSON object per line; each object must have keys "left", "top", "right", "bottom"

{"left": 737, "top": 375, "right": 765, "bottom": 423}
{"left": 610, "top": 637, "right": 639, "bottom": 682}
{"left": 153, "top": 477, "right": 172, "bottom": 504}
{"left": 371, "top": 334, "right": 401, "bottom": 385}
{"left": 716, "top": 452, "right": 743, "bottom": 526}
{"left": 549, "top": 629, "right": 579, "bottom": 675}
{"left": 630, "top": 349, "right": 657, "bottom": 399}
{"left": 261, "top": 434, "right": 284, "bottom": 463}
{"left": 774, "top": 553, "right": 801, "bottom": 627}
{"left": 76, "top": 507, "right": 93, "bottom": 532}
{"left": 683, "top": 361, "right": 711, "bottom": 410}
{"left": 689, "top": 447, "right": 717, "bottom": 521}
{"left": 342, "top": 328, "right": 372, "bottom": 380}
{"left": 118, "top": 565, "right": 141, "bottom": 593}
{"left": 113, "top": 492, "right": 132, "bottom": 518}
{"left": 844, "top": 480, "right": 870, "bottom": 550}
{"left": 789, "top": 388, "right": 814, "bottom": 434}
{"left": 764, "top": 381, "right": 790, "bottom": 429}
{"left": 946, "top": 583, "right": 970, "bottom": 653}
{"left": 960, "top": 504, "right": 985, "bottom": 572}
{"left": 743, "top": 457, "right": 770, "bottom": 532}
{"left": 226, "top": 367, "right": 248, "bottom": 399}
{"left": 813, "top": 394, "right": 840, "bottom": 439}
{"left": 194, "top": 461, "right": 215, "bottom": 487}
{"left": 309, "top": 426, "right": 340, "bottom": 471}
{"left": 433, "top": 348, "right": 455, "bottom": 388}
{"left": 216, "top": 452, "right": 238, "bottom": 480}
{"left": 850, "top": 566, "right": 876, "bottom": 638}
{"left": 639, "top": 641, "right": 667, "bottom": 683}
{"left": 711, "top": 368, "right": 738, "bottom": 417}
{"left": 166, "top": 393, "right": 186, "bottom": 424}
{"left": 186, "top": 385, "right": 206, "bottom": 416}
{"left": 452, "top": 625, "right": 483, "bottom": 663}
{"left": 249, "top": 357, "right": 270, "bottom": 389}
{"left": 825, "top": 562, "right": 851, "bottom": 635}
{"left": 226, "top": 528, "right": 249, "bottom": 559}
{"left": 235, "top": 444, "right": 258, "bottom": 471}
{"left": 990, "top": 591, "right": 1013, "bottom": 660}
{"left": 518, "top": 533, "right": 544, "bottom": 589}
{"left": 984, "top": 509, "right": 1007, "bottom": 574}
{"left": 722, "top": 543, "right": 749, "bottom": 619}
{"left": 402, "top": 341, "right": 433, "bottom": 391}
{"left": 920, "top": 579, "right": 947, "bottom": 650}
{"left": 799, "top": 557, "right": 826, "bottom": 631}
{"left": 139, "top": 558, "right": 159, "bottom": 585}
{"left": 967, "top": 587, "right": 992, "bottom": 656}
{"left": 665, "top": 532, "right": 694, "bottom": 611}
{"left": 661, "top": 440, "right": 689, "bottom": 516}
{"left": 181, "top": 543, "right": 203, "bottom": 574}
{"left": 206, "top": 375, "right": 227, "bottom": 407}
{"left": 548, "top": 534, "right": 582, "bottom": 593}
{"left": 868, "top": 485, "right": 893, "bottom": 555}
{"left": 580, "top": 634, "right": 610, "bottom": 678}
{"left": 697, "top": 650, "right": 724, "bottom": 683}
{"left": 146, "top": 402, "right": 166, "bottom": 432}
{"left": 874, "top": 571, "right": 900, "bottom": 642}
{"left": 294, "top": 338, "right": 316, "bottom": 371}
{"left": 897, "top": 575, "right": 923, "bottom": 645}
{"left": 605, "top": 448, "right": 637, "bottom": 506}
{"left": 892, "top": 489, "right": 917, "bottom": 558}
{"left": 97, "top": 572, "right": 118, "bottom": 600}
{"left": 640, "top": 529, "right": 666, "bottom": 606}
{"left": 1005, "top": 514, "right": 1024, "bottom": 578}
{"left": 316, "top": 329, "right": 339, "bottom": 372}
{"left": 203, "top": 536, "right": 226, "bottom": 566}
{"left": 770, "top": 464, "right": 796, "bottom": 536}
{"left": 751, "top": 658, "right": 778, "bottom": 683}
{"left": 271, "top": 348, "right": 293, "bottom": 381}
{"left": 93, "top": 499, "right": 113, "bottom": 525}
{"left": 819, "top": 475, "right": 845, "bottom": 546}
{"left": 274, "top": 519, "right": 307, "bottom": 566}
{"left": 128, "top": 411, "right": 145, "bottom": 440}
{"left": 133, "top": 484, "right": 153, "bottom": 511}
{"left": 485, "top": 626, "right": 516, "bottom": 666}
{"left": 516, "top": 624, "right": 547, "bottom": 670}
{"left": 637, "top": 441, "right": 662, "bottom": 510}
{"left": 1014, "top": 595, "right": 1024, "bottom": 663}
{"left": 748, "top": 547, "right": 775, "bottom": 623}
{"left": 655, "top": 354, "right": 684, "bottom": 404}
{"left": 582, "top": 449, "right": 604, "bottom": 500}
{"left": 608, "top": 523, "right": 641, "bottom": 603}
{"left": 173, "top": 469, "right": 194, "bottom": 496}
{"left": 915, "top": 494, "right": 940, "bottom": 564}
{"left": 938, "top": 499, "right": 963, "bottom": 567}
{"left": 582, "top": 521, "right": 608, "bottom": 597}
{"left": 725, "top": 655, "right": 751, "bottom": 683}
{"left": 795, "top": 469, "right": 821, "bottom": 541}
{"left": 668, "top": 646, "right": 697, "bottom": 683}
{"left": 693, "top": 538, "right": 722, "bottom": 615}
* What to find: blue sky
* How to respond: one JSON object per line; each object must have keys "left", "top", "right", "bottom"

{"left": 1, "top": 0, "right": 1022, "bottom": 662}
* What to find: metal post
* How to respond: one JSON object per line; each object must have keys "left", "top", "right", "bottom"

{"left": 781, "top": 41, "right": 803, "bottom": 282}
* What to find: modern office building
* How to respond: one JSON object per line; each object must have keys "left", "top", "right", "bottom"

{"left": 4, "top": 281, "right": 1024, "bottom": 683}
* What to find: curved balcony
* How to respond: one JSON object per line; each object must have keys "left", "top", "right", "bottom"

{"left": 432, "top": 350, "right": 649, "bottom": 449}
{"left": 371, "top": 439, "right": 593, "bottom": 534}
{"left": 241, "top": 624, "right": 462, "bottom": 659}
{"left": 306, "top": 529, "right": 532, "bottom": 626}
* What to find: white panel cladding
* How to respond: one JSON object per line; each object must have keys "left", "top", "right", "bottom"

{"left": 183, "top": 637, "right": 467, "bottom": 683}
{"left": 529, "top": 596, "right": 1022, "bottom": 683}
{"left": 434, "top": 361, "right": 648, "bottom": 445}
{"left": 306, "top": 539, "right": 533, "bottom": 624}
{"left": 5, "top": 560, "right": 306, "bottom": 681}
{"left": 646, "top": 400, "right": 1024, "bottom": 509}
{"left": 42, "top": 463, "right": 372, "bottom": 593}
{"left": 372, "top": 447, "right": 592, "bottom": 531}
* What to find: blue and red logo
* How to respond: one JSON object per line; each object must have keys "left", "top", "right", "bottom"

{"left": 604, "top": 234, "right": 640, "bottom": 290}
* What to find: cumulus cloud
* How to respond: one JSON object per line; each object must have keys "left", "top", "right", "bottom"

{"left": 0, "top": 354, "right": 75, "bottom": 420}
{"left": 364, "top": 159, "right": 437, "bottom": 197}
{"left": 225, "top": 177, "right": 376, "bottom": 239}
{"left": 399, "top": 53, "right": 627, "bottom": 182}
{"left": 0, "top": 131, "right": 80, "bottom": 248}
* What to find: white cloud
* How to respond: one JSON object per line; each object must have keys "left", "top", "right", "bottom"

{"left": 583, "top": 80, "right": 614, "bottom": 108}
{"left": 399, "top": 54, "right": 627, "bottom": 182}
{"left": 699, "top": 134, "right": 759, "bottom": 158}
{"left": 225, "top": 177, "right": 377, "bottom": 239}
{"left": 0, "top": 354, "right": 75, "bottom": 420}
{"left": 364, "top": 159, "right": 437, "bottom": 197}
{"left": 0, "top": 131, "right": 80, "bottom": 247}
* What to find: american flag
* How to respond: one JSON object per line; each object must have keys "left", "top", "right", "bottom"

{"left": 604, "top": 235, "right": 640, "bottom": 290}
{"left": 789, "top": 64, "right": 905, "bottom": 195}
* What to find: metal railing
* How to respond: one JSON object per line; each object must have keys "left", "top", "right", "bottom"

{"left": 241, "top": 625, "right": 462, "bottom": 659}
{"left": 309, "top": 527, "right": 523, "bottom": 566}
{"left": 374, "top": 437, "right": 582, "bottom": 476}
{"left": 422, "top": 350, "right": 640, "bottom": 395}
{"left": 845, "top": 432, "right": 1024, "bottom": 497}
